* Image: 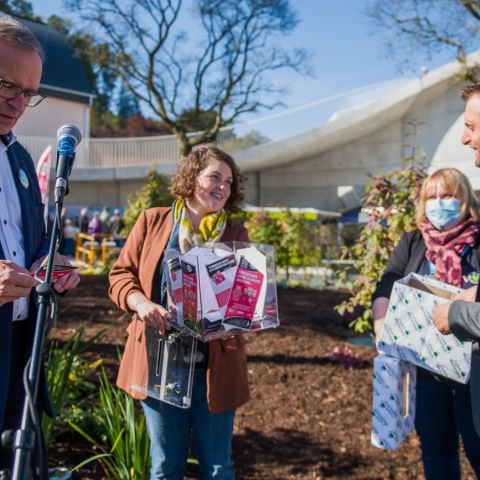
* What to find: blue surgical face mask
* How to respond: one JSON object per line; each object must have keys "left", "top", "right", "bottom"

{"left": 425, "top": 198, "right": 462, "bottom": 230}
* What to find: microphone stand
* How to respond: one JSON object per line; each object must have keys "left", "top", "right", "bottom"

{"left": 5, "top": 193, "right": 66, "bottom": 480}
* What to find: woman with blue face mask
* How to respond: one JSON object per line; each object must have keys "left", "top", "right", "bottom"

{"left": 372, "top": 168, "right": 480, "bottom": 480}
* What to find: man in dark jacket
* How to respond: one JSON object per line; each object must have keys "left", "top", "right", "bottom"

{"left": 0, "top": 15, "right": 80, "bottom": 477}
{"left": 433, "top": 83, "right": 480, "bottom": 437}
{"left": 433, "top": 84, "right": 480, "bottom": 334}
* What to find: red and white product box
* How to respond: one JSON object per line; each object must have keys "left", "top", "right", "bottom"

{"left": 189, "top": 247, "right": 225, "bottom": 324}
{"left": 234, "top": 246, "right": 267, "bottom": 327}
{"left": 167, "top": 257, "right": 182, "bottom": 304}
{"left": 167, "top": 256, "right": 183, "bottom": 324}
{"left": 181, "top": 259, "right": 199, "bottom": 330}
{"left": 224, "top": 256, "right": 264, "bottom": 329}
{"left": 164, "top": 242, "right": 279, "bottom": 341}
{"left": 206, "top": 254, "right": 237, "bottom": 316}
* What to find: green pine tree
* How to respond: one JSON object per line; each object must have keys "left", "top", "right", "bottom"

{"left": 122, "top": 170, "right": 174, "bottom": 234}
{"left": 117, "top": 81, "right": 140, "bottom": 119}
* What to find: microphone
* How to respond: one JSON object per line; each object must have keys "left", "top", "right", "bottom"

{"left": 54, "top": 124, "right": 82, "bottom": 201}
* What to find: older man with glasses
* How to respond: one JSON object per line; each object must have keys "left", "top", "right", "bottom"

{"left": 0, "top": 77, "right": 46, "bottom": 108}
{"left": 0, "top": 15, "right": 79, "bottom": 478}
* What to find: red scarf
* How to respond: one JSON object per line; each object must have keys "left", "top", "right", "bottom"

{"left": 419, "top": 218, "right": 480, "bottom": 286}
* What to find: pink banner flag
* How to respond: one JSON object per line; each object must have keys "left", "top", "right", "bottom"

{"left": 36, "top": 145, "right": 52, "bottom": 226}
{"left": 36, "top": 145, "right": 52, "bottom": 206}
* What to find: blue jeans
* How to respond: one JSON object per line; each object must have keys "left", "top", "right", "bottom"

{"left": 141, "top": 368, "right": 235, "bottom": 480}
{"left": 415, "top": 371, "right": 480, "bottom": 480}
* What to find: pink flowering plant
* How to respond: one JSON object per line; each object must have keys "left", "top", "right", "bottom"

{"left": 328, "top": 345, "right": 365, "bottom": 369}
{"left": 336, "top": 156, "right": 427, "bottom": 332}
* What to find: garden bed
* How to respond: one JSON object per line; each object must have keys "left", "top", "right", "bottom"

{"left": 48, "top": 275, "right": 476, "bottom": 479}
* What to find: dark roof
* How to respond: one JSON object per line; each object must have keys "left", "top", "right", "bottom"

{"left": 17, "top": 17, "right": 94, "bottom": 104}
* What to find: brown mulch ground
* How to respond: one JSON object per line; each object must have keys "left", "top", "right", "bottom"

{"left": 49, "top": 275, "right": 476, "bottom": 479}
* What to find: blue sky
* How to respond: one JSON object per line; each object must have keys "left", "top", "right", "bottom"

{"left": 30, "top": 0, "right": 458, "bottom": 135}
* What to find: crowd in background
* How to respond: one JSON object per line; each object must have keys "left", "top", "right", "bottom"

{"left": 59, "top": 206, "right": 126, "bottom": 257}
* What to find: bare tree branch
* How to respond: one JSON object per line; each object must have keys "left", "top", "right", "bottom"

{"left": 460, "top": 0, "right": 480, "bottom": 21}
{"left": 66, "top": 0, "right": 310, "bottom": 155}
{"left": 366, "top": 0, "right": 480, "bottom": 74}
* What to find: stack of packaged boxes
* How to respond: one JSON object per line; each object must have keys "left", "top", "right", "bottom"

{"left": 372, "top": 273, "right": 472, "bottom": 450}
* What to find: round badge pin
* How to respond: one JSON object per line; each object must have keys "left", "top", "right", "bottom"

{"left": 18, "top": 169, "right": 29, "bottom": 189}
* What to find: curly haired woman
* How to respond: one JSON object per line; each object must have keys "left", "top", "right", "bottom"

{"left": 109, "top": 145, "right": 249, "bottom": 480}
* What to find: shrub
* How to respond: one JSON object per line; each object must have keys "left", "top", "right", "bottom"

{"left": 123, "top": 170, "right": 174, "bottom": 234}
{"left": 244, "top": 209, "right": 321, "bottom": 282}
{"left": 70, "top": 367, "right": 150, "bottom": 480}
{"left": 43, "top": 327, "right": 103, "bottom": 446}
{"left": 335, "top": 156, "right": 427, "bottom": 332}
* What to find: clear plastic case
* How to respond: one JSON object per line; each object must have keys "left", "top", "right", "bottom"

{"left": 164, "top": 241, "right": 279, "bottom": 341}
{"left": 144, "top": 326, "right": 197, "bottom": 408}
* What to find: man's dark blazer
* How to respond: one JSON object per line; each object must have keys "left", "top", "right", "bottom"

{"left": 450, "top": 288, "right": 480, "bottom": 436}
{"left": 374, "top": 229, "right": 480, "bottom": 436}
{"left": 0, "top": 140, "right": 49, "bottom": 431}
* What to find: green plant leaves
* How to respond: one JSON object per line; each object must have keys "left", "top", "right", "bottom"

{"left": 69, "top": 367, "right": 151, "bottom": 479}
{"left": 335, "top": 155, "right": 427, "bottom": 332}
{"left": 122, "top": 170, "right": 174, "bottom": 235}
{"left": 244, "top": 209, "right": 321, "bottom": 283}
{"left": 43, "top": 326, "right": 105, "bottom": 446}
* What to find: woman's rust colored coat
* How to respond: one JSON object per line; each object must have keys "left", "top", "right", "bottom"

{"left": 109, "top": 207, "right": 250, "bottom": 413}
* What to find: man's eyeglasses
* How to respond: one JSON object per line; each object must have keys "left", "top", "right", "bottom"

{"left": 0, "top": 78, "right": 46, "bottom": 107}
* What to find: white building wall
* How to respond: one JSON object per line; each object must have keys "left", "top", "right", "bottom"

{"left": 402, "top": 81, "right": 464, "bottom": 163}
{"left": 256, "top": 121, "right": 405, "bottom": 210}
{"left": 14, "top": 97, "right": 89, "bottom": 139}
{"left": 65, "top": 179, "right": 147, "bottom": 207}
{"left": 249, "top": 77, "right": 471, "bottom": 211}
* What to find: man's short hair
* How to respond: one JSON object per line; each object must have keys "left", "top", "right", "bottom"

{"left": 0, "top": 15, "right": 44, "bottom": 62}
{"left": 462, "top": 84, "right": 480, "bottom": 101}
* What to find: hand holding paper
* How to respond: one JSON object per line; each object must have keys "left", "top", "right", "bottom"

{"left": 30, "top": 253, "right": 80, "bottom": 292}
{"left": 0, "top": 260, "right": 37, "bottom": 306}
